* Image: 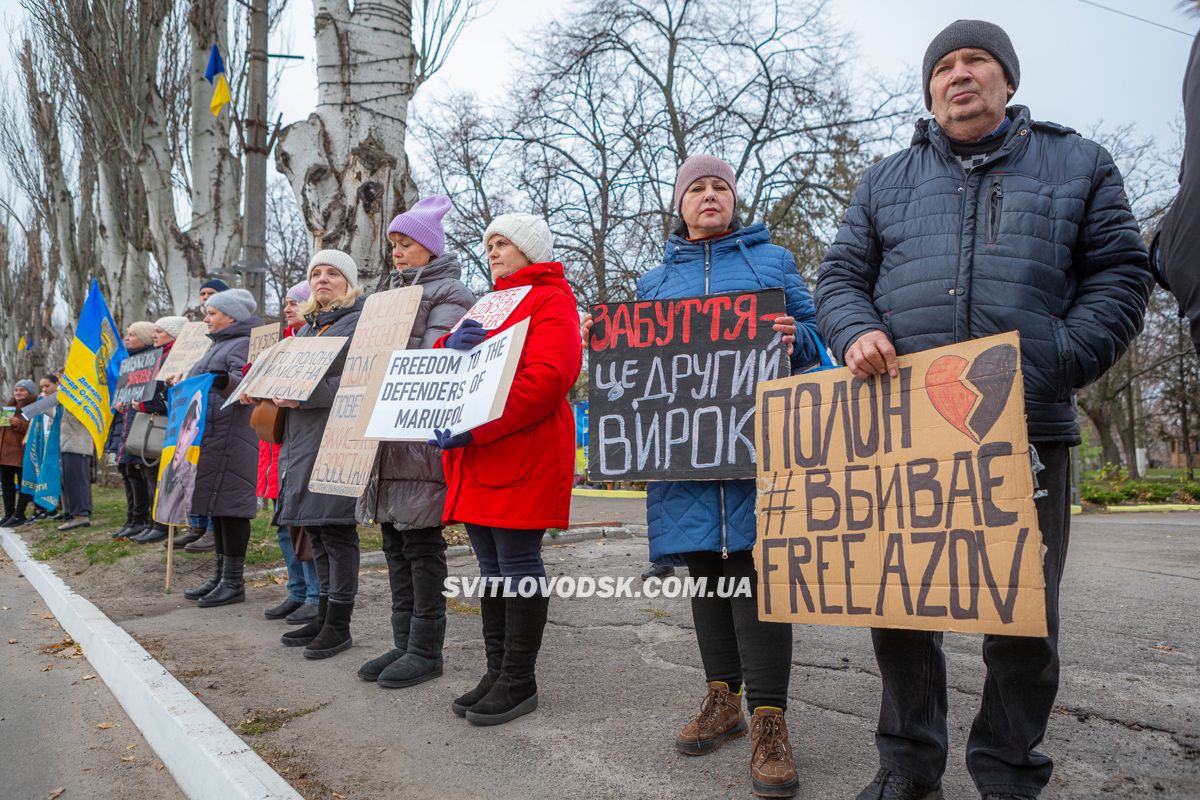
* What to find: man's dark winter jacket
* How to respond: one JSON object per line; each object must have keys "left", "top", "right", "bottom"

{"left": 816, "top": 105, "right": 1152, "bottom": 443}
{"left": 1153, "top": 31, "right": 1200, "bottom": 355}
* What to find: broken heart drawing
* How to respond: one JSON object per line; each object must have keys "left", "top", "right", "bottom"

{"left": 924, "top": 344, "right": 1018, "bottom": 443}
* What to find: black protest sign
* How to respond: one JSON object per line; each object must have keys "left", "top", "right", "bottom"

{"left": 753, "top": 331, "right": 1047, "bottom": 637}
{"left": 587, "top": 289, "right": 788, "bottom": 482}
{"left": 113, "top": 347, "right": 164, "bottom": 406}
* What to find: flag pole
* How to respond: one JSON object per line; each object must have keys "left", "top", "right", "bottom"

{"left": 165, "top": 524, "right": 174, "bottom": 593}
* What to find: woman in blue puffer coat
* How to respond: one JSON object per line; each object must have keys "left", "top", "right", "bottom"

{"left": 636, "top": 155, "right": 818, "bottom": 798}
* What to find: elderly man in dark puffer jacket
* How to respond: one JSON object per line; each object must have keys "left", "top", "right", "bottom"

{"left": 816, "top": 20, "right": 1152, "bottom": 800}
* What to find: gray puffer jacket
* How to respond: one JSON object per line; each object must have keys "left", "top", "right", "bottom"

{"left": 277, "top": 298, "right": 364, "bottom": 527}
{"left": 357, "top": 255, "right": 477, "bottom": 529}
{"left": 188, "top": 317, "right": 261, "bottom": 519}
{"left": 816, "top": 105, "right": 1152, "bottom": 443}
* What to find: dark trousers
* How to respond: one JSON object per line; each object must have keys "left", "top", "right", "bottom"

{"left": 382, "top": 523, "right": 447, "bottom": 619}
{"left": 308, "top": 524, "right": 360, "bottom": 604}
{"left": 211, "top": 517, "right": 252, "bottom": 559}
{"left": 118, "top": 462, "right": 152, "bottom": 525}
{"left": 871, "top": 443, "right": 1072, "bottom": 795}
{"left": 465, "top": 524, "right": 545, "bottom": 580}
{"left": 683, "top": 550, "right": 793, "bottom": 712}
{"left": 1, "top": 464, "right": 29, "bottom": 520}
{"left": 60, "top": 453, "right": 92, "bottom": 517}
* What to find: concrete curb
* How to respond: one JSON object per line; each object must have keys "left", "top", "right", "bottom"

{"left": 1, "top": 529, "right": 302, "bottom": 800}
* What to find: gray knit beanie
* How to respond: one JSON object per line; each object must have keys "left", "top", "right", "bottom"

{"left": 922, "top": 20, "right": 1019, "bottom": 111}
{"left": 15, "top": 379, "right": 37, "bottom": 396}
{"left": 205, "top": 288, "right": 257, "bottom": 323}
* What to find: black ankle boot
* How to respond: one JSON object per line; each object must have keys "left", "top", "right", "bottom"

{"left": 303, "top": 600, "right": 354, "bottom": 659}
{"left": 378, "top": 616, "right": 445, "bottom": 688}
{"left": 357, "top": 612, "right": 411, "bottom": 682}
{"left": 197, "top": 557, "right": 245, "bottom": 607}
{"left": 184, "top": 555, "right": 223, "bottom": 600}
{"left": 465, "top": 594, "right": 547, "bottom": 726}
{"left": 452, "top": 595, "right": 506, "bottom": 717}
{"left": 282, "top": 595, "right": 327, "bottom": 647}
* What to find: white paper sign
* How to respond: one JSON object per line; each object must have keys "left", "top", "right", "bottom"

{"left": 451, "top": 286, "right": 532, "bottom": 331}
{"left": 362, "top": 319, "right": 529, "bottom": 442}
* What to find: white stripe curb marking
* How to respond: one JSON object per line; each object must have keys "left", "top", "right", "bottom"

{"left": 2, "top": 529, "right": 302, "bottom": 800}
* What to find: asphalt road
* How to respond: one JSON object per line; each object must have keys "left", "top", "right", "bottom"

{"left": 0, "top": 549, "right": 185, "bottom": 800}
{"left": 101, "top": 507, "right": 1198, "bottom": 800}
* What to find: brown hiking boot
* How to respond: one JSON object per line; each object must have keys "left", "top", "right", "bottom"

{"left": 675, "top": 680, "right": 747, "bottom": 755}
{"left": 750, "top": 707, "right": 799, "bottom": 797}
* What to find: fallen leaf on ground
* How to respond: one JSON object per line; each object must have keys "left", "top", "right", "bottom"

{"left": 96, "top": 721, "right": 113, "bottom": 730}
{"left": 155, "top": 763, "right": 164, "bottom": 771}
{"left": 42, "top": 664, "right": 53, "bottom": 671}
{"left": 47, "top": 788, "right": 65, "bottom": 799}
{"left": 1151, "top": 644, "right": 1175, "bottom": 652}
{"left": 126, "top": 744, "right": 137, "bottom": 750}
{"left": 40, "top": 613, "right": 53, "bottom": 619}
{"left": 82, "top": 674, "right": 96, "bottom": 680}
{"left": 120, "top": 756, "right": 134, "bottom": 762}
{"left": 7, "top": 638, "right": 16, "bottom": 644}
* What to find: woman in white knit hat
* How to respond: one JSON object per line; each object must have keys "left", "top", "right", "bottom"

{"left": 274, "top": 250, "right": 366, "bottom": 660}
{"left": 430, "top": 213, "right": 582, "bottom": 726}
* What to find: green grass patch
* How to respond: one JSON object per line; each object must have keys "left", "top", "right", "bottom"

{"left": 1082, "top": 465, "right": 1200, "bottom": 506}
{"left": 235, "top": 703, "right": 328, "bottom": 737}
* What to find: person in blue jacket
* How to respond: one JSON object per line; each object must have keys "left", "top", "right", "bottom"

{"left": 641, "top": 155, "right": 819, "bottom": 798}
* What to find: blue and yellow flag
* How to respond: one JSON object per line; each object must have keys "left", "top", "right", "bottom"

{"left": 205, "top": 44, "right": 231, "bottom": 116}
{"left": 17, "top": 335, "right": 30, "bottom": 351}
{"left": 59, "top": 279, "right": 126, "bottom": 455}
{"left": 21, "top": 404, "right": 61, "bottom": 511}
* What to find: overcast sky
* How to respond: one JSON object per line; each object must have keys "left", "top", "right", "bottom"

{"left": 267, "top": 0, "right": 1200, "bottom": 150}
{"left": 0, "top": 0, "right": 1196, "bottom": 185}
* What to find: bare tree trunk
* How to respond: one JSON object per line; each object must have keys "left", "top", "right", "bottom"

{"left": 276, "top": 0, "right": 420, "bottom": 287}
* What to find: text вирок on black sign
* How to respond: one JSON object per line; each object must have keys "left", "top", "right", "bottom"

{"left": 587, "top": 289, "right": 788, "bottom": 482}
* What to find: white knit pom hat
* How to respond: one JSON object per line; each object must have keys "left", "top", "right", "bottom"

{"left": 482, "top": 214, "right": 554, "bottom": 265}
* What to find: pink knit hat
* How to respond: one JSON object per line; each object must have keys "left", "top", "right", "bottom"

{"left": 387, "top": 195, "right": 451, "bottom": 257}
{"left": 673, "top": 155, "right": 737, "bottom": 213}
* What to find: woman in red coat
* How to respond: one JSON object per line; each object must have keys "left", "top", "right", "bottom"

{"left": 432, "top": 212, "right": 581, "bottom": 726}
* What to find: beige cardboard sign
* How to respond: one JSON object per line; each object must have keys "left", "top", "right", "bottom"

{"left": 157, "top": 322, "right": 212, "bottom": 379}
{"left": 360, "top": 318, "right": 528, "bottom": 442}
{"left": 309, "top": 286, "right": 424, "bottom": 497}
{"left": 241, "top": 335, "right": 349, "bottom": 402}
{"left": 248, "top": 323, "right": 280, "bottom": 364}
{"left": 754, "top": 331, "right": 1046, "bottom": 637}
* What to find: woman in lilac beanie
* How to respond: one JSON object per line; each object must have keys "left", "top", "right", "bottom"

{"left": 356, "top": 196, "right": 476, "bottom": 689}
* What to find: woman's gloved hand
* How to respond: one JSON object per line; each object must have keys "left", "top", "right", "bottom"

{"left": 446, "top": 318, "right": 488, "bottom": 350}
{"left": 428, "top": 428, "right": 473, "bottom": 449}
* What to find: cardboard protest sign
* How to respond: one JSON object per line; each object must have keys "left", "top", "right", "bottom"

{"left": 240, "top": 335, "right": 349, "bottom": 402}
{"left": 157, "top": 322, "right": 212, "bottom": 378}
{"left": 248, "top": 323, "right": 280, "bottom": 363}
{"left": 220, "top": 338, "right": 282, "bottom": 410}
{"left": 112, "top": 347, "right": 165, "bottom": 407}
{"left": 754, "top": 331, "right": 1046, "bottom": 637}
{"left": 153, "top": 373, "right": 215, "bottom": 526}
{"left": 450, "top": 286, "right": 532, "bottom": 331}
{"left": 309, "top": 286, "right": 423, "bottom": 497}
{"left": 587, "top": 289, "right": 789, "bottom": 482}
{"left": 361, "top": 318, "right": 528, "bottom": 442}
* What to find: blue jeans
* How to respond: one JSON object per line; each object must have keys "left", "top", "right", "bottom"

{"left": 189, "top": 514, "right": 212, "bottom": 532}
{"left": 277, "top": 527, "right": 318, "bottom": 605}
{"left": 465, "top": 524, "right": 546, "bottom": 579}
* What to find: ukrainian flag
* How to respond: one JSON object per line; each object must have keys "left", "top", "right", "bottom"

{"left": 205, "top": 44, "right": 231, "bottom": 116}
{"left": 17, "top": 335, "right": 29, "bottom": 351}
{"left": 59, "top": 279, "right": 127, "bottom": 454}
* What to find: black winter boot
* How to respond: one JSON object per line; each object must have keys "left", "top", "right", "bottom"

{"left": 378, "top": 616, "right": 445, "bottom": 688}
{"left": 282, "top": 595, "right": 327, "bottom": 647}
{"left": 303, "top": 600, "right": 354, "bottom": 659}
{"left": 197, "top": 557, "right": 246, "bottom": 607}
{"left": 465, "top": 594, "right": 548, "bottom": 726}
{"left": 357, "top": 612, "right": 411, "bottom": 682}
{"left": 452, "top": 595, "right": 506, "bottom": 717}
{"left": 184, "top": 555, "right": 223, "bottom": 600}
